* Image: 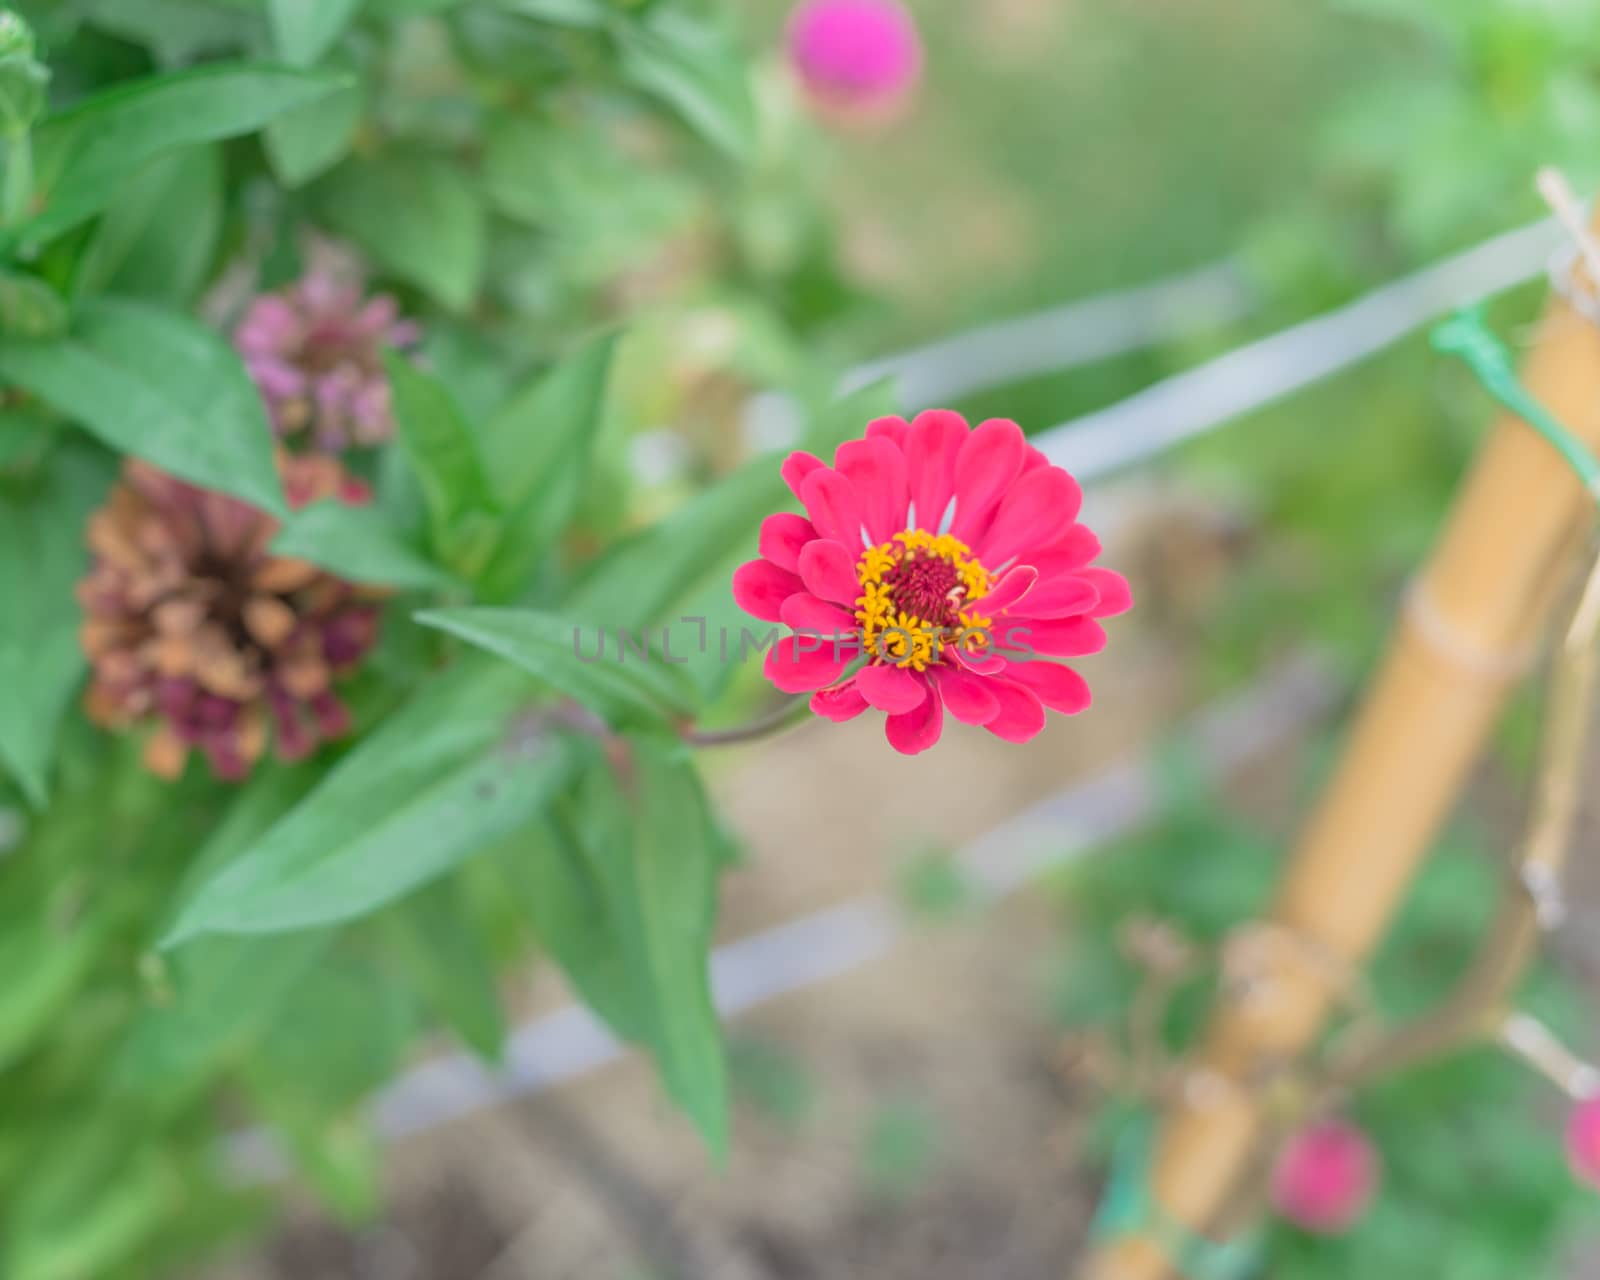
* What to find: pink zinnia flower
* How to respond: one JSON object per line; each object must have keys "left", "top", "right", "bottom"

{"left": 1567, "top": 1096, "right": 1600, "bottom": 1188}
{"left": 1269, "top": 1120, "right": 1379, "bottom": 1235}
{"left": 786, "top": 0, "right": 923, "bottom": 124}
{"left": 733, "top": 410, "right": 1130, "bottom": 755}
{"left": 233, "top": 243, "right": 421, "bottom": 452}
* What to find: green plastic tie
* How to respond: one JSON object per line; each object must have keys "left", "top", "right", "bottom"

{"left": 1090, "top": 1117, "right": 1263, "bottom": 1280}
{"left": 1432, "top": 306, "right": 1600, "bottom": 500}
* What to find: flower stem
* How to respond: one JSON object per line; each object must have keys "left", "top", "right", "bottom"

{"left": 1, "top": 127, "right": 31, "bottom": 228}
{"left": 681, "top": 697, "right": 808, "bottom": 749}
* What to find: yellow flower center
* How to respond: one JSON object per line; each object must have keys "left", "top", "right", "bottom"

{"left": 854, "top": 531, "right": 993, "bottom": 670}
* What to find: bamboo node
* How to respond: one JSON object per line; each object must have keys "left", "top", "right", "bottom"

{"left": 1402, "top": 577, "right": 1538, "bottom": 682}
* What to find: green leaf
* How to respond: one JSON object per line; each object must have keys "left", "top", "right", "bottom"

{"left": 313, "top": 149, "right": 486, "bottom": 311}
{"left": 0, "top": 448, "right": 113, "bottom": 806}
{"left": 271, "top": 499, "right": 462, "bottom": 593}
{"left": 493, "top": 0, "right": 607, "bottom": 25}
{"left": 5, "top": 1136, "right": 177, "bottom": 1280}
{"left": 19, "top": 63, "right": 349, "bottom": 245}
{"left": 566, "top": 453, "right": 785, "bottom": 629}
{"left": 415, "top": 607, "right": 697, "bottom": 728}
{"left": 379, "top": 878, "right": 506, "bottom": 1060}
{"left": 263, "top": 75, "right": 363, "bottom": 187}
{"left": 0, "top": 298, "right": 285, "bottom": 515}
{"left": 494, "top": 820, "right": 646, "bottom": 1041}
{"left": 385, "top": 353, "right": 498, "bottom": 562}
{"left": 73, "top": 145, "right": 223, "bottom": 306}
{"left": 161, "top": 661, "right": 580, "bottom": 943}
{"left": 0, "top": 268, "right": 66, "bottom": 338}
{"left": 268, "top": 0, "right": 361, "bottom": 66}
{"left": 79, "top": 0, "right": 264, "bottom": 67}
{"left": 575, "top": 739, "right": 728, "bottom": 1150}
{"left": 115, "top": 762, "right": 330, "bottom": 1095}
{"left": 566, "top": 380, "right": 895, "bottom": 628}
{"left": 477, "top": 333, "right": 615, "bottom": 599}
{"left": 614, "top": 11, "right": 756, "bottom": 162}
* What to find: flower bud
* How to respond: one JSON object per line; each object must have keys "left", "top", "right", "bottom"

{"left": 785, "top": 0, "right": 922, "bottom": 125}
{"left": 0, "top": 11, "right": 49, "bottom": 134}
{"left": 1269, "top": 1119, "right": 1379, "bottom": 1235}
{"left": 1566, "top": 1095, "right": 1600, "bottom": 1187}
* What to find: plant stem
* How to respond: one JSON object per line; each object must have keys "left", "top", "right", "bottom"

{"left": 0, "top": 127, "right": 31, "bottom": 228}
{"left": 680, "top": 696, "right": 808, "bottom": 748}
{"left": 1325, "top": 546, "right": 1600, "bottom": 1090}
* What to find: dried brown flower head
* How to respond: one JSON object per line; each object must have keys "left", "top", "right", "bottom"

{"left": 78, "top": 456, "right": 382, "bottom": 781}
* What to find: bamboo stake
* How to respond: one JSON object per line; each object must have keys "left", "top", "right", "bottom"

{"left": 1088, "top": 198, "right": 1600, "bottom": 1280}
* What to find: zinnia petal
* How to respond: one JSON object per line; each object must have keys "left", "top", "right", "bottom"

{"left": 906, "top": 409, "right": 967, "bottom": 531}
{"left": 759, "top": 512, "right": 817, "bottom": 573}
{"left": 811, "top": 682, "right": 869, "bottom": 722}
{"left": 1014, "top": 574, "right": 1099, "bottom": 619}
{"left": 764, "top": 636, "right": 850, "bottom": 693}
{"left": 970, "top": 564, "right": 1037, "bottom": 616}
{"left": 781, "top": 450, "right": 826, "bottom": 501}
{"left": 1005, "top": 661, "right": 1091, "bottom": 715}
{"left": 780, "top": 593, "right": 859, "bottom": 636}
{"left": 950, "top": 418, "right": 1026, "bottom": 542}
{"left": 855, "top": 662, "right": 928, "bottom": 713}
{"left": 996, "top": 616, "right": 1107, "bottom": 659}
{"left": 930, "top": 664, "right": 1000, "bottom": 725}
{"left": 984, "top": 679, "right": 1046, "bottom": 743}
{"left": 732, "top": 559, "right": 804, "bottom": 622}
{"left": 885, "top": 677, "right": 943, "bottom": 754}
{"left": 835, "top": 435, "right": 909, "bottom": 544}
{"left": 798, "top": 538, "right": 862, "bottom": 606}
{"left": 801, "top": 467, "right": 866, "bottom": 549}
{"left": 977, "top": 465, "right": 1082, "bottom": 564}
{"left": 1079, "top": 567, "right": 1134, "bottom": 617}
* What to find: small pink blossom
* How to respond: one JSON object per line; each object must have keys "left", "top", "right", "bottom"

{"left": 234, "top": 244, "right": 421, "bottom": 452}
{"left": 732, "top": 410, "right": 1130, "bottom": 756}
{"left": 1566, "top": 1095, "right": 1600, "bottom": 1187}
{"left": 786, "top": 0, "right": 923, "bottom": 124}
{"left": 1270, "top": 1120, "right": 1379, "bottom": 1235}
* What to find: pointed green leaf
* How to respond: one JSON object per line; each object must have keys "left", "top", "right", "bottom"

{"left": 478, "top": 333, "right": 615, "bottom": 599}
{"left": 0, "top": 299, "right": 285, "bottom": 514}
{"left": 0, "top": 448, "right": 113, "bottom": 806}
{"left": 268, "top": 0, "right": 361, "bottom": 66}
{"left": 162, "top": 661, "right": 579, "bottom": 943}
{"left": 614, "top": 11, "right": 756, "bottom": 162}
{"left": 379, "top": 879, "right": 506, "bottom": 1060}
{"left": 313, "top": 150, "right": 486, "bottom": 311}
{"left": 19, "top": 63, "right": 349, "bottom": 245}
{"left": 0, "top": 269, "right": 67, "bottom": 338}
{"left": 415, "top": 606, "right": 697, "bottom": 727}
{"left": 385, "top": 353, "right": 497, "bottom": 551}
{"left": 565, "top": 380, "right": 896, "bottom": 628}
{"left": 74, "top": 145, "right": 224, "bottom": 306}
{"left": 263, "top": 76, "right": 364, "bottom": 187}
{"left": 271, "top": 499, "right": 462, "bottom": 593}
{"left": 575, "top": 740, "right": 727, "bottom": 1150}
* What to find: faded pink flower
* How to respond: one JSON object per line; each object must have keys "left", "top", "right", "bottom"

{"left": 78, "top": 454, "right": 383, "bottom": 782}
{"left": 1270, "top": 1120, "right": 1379, "bottom": 1235}
{"left": 234, "top": 245, "right": 421, "bottom": 451}
{"left": 786, "top": 0, "right": 923, "bottom": 124}
{"left": 1567, "top": 1095, "right": 1600, "bottom": 1187}
{"left": 732, "top": 410, "right": 1130, "bottom": 755}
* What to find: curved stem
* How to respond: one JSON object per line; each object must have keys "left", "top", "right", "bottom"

{"left": 1325, "top": 545, "right": 1600, "bottom": 1090}
{"left": 681, "top": 696, "right": 808, "bottom": 749}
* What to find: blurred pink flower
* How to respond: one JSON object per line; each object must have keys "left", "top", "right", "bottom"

{"left": 1567, "top": 1096, "right": 1600, "bottom": 1187}
{"left": 786, "top": 0, "right": 923, "bottom": 124}
{"left": 1270, "top": 1120, "right": 1379, "bottom": 1235}
{"left": 234, "top": 245, "right": 421, "bottom": 452}
{"left": 732, "top": 410, "right": 1130, "bottom": 756}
